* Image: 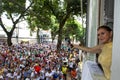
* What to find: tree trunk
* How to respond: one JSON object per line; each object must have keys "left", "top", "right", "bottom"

{"left": 56, "top": 14, "right": 70, "bottom": 52}
{"left": 57, "top": 23, "right": 64, "bottom": 52}
{"left": 7, "top": 33, "right": 13, "bottom": 46}
{"left": 57, "top": 25, "right": 68, "bottom": 51}
{"left": 37, "top": 28, "right": 40, "bottom": 43}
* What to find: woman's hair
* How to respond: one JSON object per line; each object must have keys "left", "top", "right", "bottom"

{"left": 97, "top": 25, "right": 112, "bottom": 32}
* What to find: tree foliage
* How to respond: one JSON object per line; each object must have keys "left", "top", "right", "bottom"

{"left": 0, "top": 0, "right": 33, "bottom": 46}
{"left": 27, "top": 0, "right": 51, "bottom": 31}
{"left": 2, "top": 0, "right": 26, "bottom": 13}
{"left": 0, "top": 0, "right": 87, "bottom": 49}
{"left": 43, "top": 0, "right": 87, "bottom": 51}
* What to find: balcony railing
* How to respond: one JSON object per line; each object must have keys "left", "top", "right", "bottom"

{"left": 81, "top": 60, "right": 106, "bottom": 80}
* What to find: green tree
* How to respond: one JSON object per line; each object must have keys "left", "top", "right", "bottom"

{"left": 49, "top": 16, "right": 59, "bottom": 43}
{"left": 0, "top": 0, "right": 33, "bottom": 46}
{"left": 44, "top": 0, "right": 87, "bottom": 51}
{"left": 62, "top": 17, "right": 84, "bottom": 43}
{"left": 0, "top": 0, "right": 87, "bottom": 48}
{"left": 27, "top": 0, "right": 52, "bottom": 43}
{"left": 15, "top": 0, "right": 87, "bottom": 51}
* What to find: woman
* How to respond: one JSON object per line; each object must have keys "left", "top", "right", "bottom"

{"left": 74, "top": 25, "right": 113, "bottom": 80}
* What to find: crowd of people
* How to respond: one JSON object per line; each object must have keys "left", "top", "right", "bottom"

{"left": 0, "top": 41, "right": 81, "bottom": 80}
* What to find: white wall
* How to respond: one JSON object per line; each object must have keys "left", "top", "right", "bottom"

{"left": 99, "top": 0, "right": 105, "bottom": 25}
{"left": 86, "top": 0, "right": 99, "bottom": 61}
{"left": 111, "top": 0, "right": 120, "bottom": 79}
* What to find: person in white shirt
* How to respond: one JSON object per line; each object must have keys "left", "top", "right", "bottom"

{"left": 45, "top": 69, "right": 53, "bottom": 80}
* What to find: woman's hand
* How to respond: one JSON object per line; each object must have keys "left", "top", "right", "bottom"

{"left": 73, "top": 44, "right": 80, "bottom": 49}
{"left": 72, "top": 43, "right": 83, "bottom": 49}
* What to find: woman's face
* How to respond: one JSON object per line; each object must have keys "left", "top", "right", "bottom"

{"left": 97, "top": 28, "right": 112, "bottom": 44}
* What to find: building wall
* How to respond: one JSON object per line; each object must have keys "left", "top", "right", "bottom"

{"left": 111, "top": 0, "right": 120, "bottom": 79}
{"left": 86, "top": 0, "right": 99, "bottom": 61}
{"left": 87, "top": 0, "right": 120, "bottom": 79}
{"left": 104, "top": 0, "right": 114, "bottom": 29}
{"left": 39, "top": 29, "right": 52, "bottom": 43}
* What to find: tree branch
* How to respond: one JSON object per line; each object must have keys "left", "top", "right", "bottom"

{"left": 0, "top": 17, "right": 8, "bottom": 33}
{"left": 15, "top": 1, "right": 33, "bottom": 24}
